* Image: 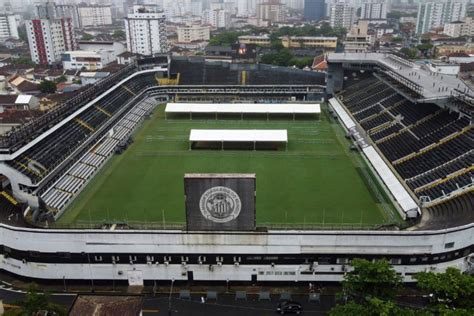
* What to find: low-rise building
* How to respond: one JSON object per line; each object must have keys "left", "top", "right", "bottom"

{"left": 428, "top": 61, "right": 460, "bottom": 76}
{"left": 0, "top": 94, "right": 39, "bottom": 112}
{"left": 8, "top": 76, "right": 40, "bottom": 95}
{"left": 239, "top": 35, "right": 337, "bottom": 50}
{"left": 281, "top": 36, "right": 337, "bottom": 50}
{"left": 3, "top": 38, "right": 25, "bottom": 50}
{"left": 238, "top": 35, "right": 272, "bottom": 47}
{"left": 62, "top": 50, "right": 114, "bottom": 70}
{"left": 436, "top": 43, "right": 474, "bottom": 57}
{"left": 446, "top": 52, "right": 474, "bottom": 64}
{"left": 177, "top": 24, "right": 210, "bottom": 43}
{"left": 311, "top": 55, "right": 327, "bottom": 72}
{"left": 400, "top": 17, "right": 416, "bottom": 24}
{"left": 369, "top": 23, "right": 394, "bottom": 39}
{"left": 344, "top": 21, "right": 374, "bottom": 53}
{"left": 80, "top": 71, "right": 110, "bottom": 85}
{"left": 32, "top": 68, "right": 64, "bottom": 82}
{"left": 0, "top": 109, "right": 42, "bottom": 135}
{"left": 117, "top": 51, "right": 141, "bottom": 65}
{"left": 77, "top": 41, "right": 126, "bottom": 61}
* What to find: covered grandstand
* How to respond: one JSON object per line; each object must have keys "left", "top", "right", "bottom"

{"left": 327, "top": 53, "right": 473, "bottom": 229}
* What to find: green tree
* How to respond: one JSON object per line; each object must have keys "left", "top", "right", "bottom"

{"left": 82, "top": 33, "right": 94, "bottom": 40}
{"left": 269, "top": 32, "right": 283, "bottom": 49}
{"left": 400, "top": 48, "right": 418, "bottom": 59}
{"left": 4, "top": 284, "right": 66, "bottom": 316}
{"left": 260, "top": 49, "right": 294, "bottom": 67}
{"left": 208, "top": 31, "right": 244, "bottom": 46}
{"left": 342, "top": 258, "right": 403, "bottom": 301}
{"left": 39, "top": 80, "right": 57, "bottom": 93}
{"left": 17, "top": 25, "right": 27, "bottom": 42}
{"left": 289, "top": 56, "right": 314, "bottom": 69}
{"left": 55, "top": 75, "right": 67, "bottom": 83}
{"left": 11, "top": 57, "right": 34, "bottom": 65}
{"left": 330, "top": 298, "right": 431, "bottom": 316}
{"left": 387, "top": 11, "right": 417, "bottom": 19}
{"left": 112, "top": 29, "right": 126, "bottom": 38}
{"left": 415, "top": 268, "right": 474, "bottom": 309}
{"left": 417, "top": 43, "right": 433, "bottom": 57}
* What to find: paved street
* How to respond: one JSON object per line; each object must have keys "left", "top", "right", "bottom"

{"left": 142, "top": 293, "right": 332, "bottom": 315}
{"left": 0, "top": 281, "right": 77, "bottom": 310}
{"left": 0, "top": 280, "right": 334, "bottom": 315}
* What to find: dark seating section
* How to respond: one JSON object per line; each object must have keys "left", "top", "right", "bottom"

{"left": 377, "top": 131, "right": 421, "bottom": 161}
{"left": 411, "top": 111, "right": 458, "bottom": 138}
{"left": 353, "top": 104, "right": 383, "bottom": 121}
{"left": 406, "top": 153, "right": 473, "bottom": 191}
{"left": 360, "top": 112, "right": 392, "bottom": 131}
{"left": 170, "top": 58, "right": 325, "bottom": 85}
{"left": 7, "top": 72, "right": 157, "bottom": 183}
{"left": 346, "top": 88, "right": 394, "bottom": 114}
{"left": 395, "top": 130, "right": 473, "bottom": 179}
{"left": 380, "top": 93, "right": 404, "bottom": 108}
{"left": 370, "top": 123, "right": 403, "bottom": 142}
{"left": 341, "top": 81, "right": 388, "bottom": 109}
{"left": 388, "top": 101, "right": 438, "bottom": 125}
{"left": 417, "top": 170, "right": 473, "bottom": 200}
{"left": 339, "top": 75, "right": 473, "bottom": 205}
{"left": 341, "top": 76, "right": 378, "bottom": 96}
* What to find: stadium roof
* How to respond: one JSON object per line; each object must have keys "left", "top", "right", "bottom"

{"left": 363, "top": 146, "right": 419, "bottom": 217}
{"left": 328, "top": 98, "right": 356, "bottom": 129}
{"left": 166, "top": 103, "right": 321, "bottom": 114}
{"left": 189, "top": 129, "right": 288, "bottom": 142}
{"left": 327, "top": 53, "right": 472, "bottom": 101}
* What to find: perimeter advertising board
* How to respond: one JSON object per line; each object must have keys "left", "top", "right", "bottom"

{"left": 184, "top": 174, "right": 256, "bottom": 231}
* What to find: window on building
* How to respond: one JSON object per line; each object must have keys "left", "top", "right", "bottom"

{"left": 444, "top": 242, "right": 455, "bottom": 249}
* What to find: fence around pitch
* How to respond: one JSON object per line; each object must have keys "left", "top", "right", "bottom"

{"left": 48, "top": 220, "right": 401, "bottom": 231}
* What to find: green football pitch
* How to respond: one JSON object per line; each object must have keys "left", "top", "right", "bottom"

{"left": 59, "top": 105, "right": 399, "bottom": 228}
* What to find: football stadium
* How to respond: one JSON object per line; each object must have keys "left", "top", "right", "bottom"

{"left": 0, "top": 54, "right": 472, "bottom": 284}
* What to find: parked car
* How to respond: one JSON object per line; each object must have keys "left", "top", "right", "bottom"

{"left": 276, "top": 300, "right": 302, "bottom": 314}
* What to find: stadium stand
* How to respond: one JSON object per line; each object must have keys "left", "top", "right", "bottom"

{"left": 6, "top": 72, "right": 157, "bottom": 184}
{"left": 40, "top": 97, "right": 158, "bottom": 215}
{"left": 0, "top": 64, "right": 138, "bottom": 153}
{"left": 0, "top": 190, "right": 25, "bottom": 226}
{"left": 170, "top": 57, "right": 325, "bottom": 86}
{"left": 337, "top": 76, "right": 473, "bottom": 208}
{"left": 422, "top": 191, "right": 474, "bottom": 229}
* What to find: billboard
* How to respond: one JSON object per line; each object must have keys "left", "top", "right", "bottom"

{"left": 184, "top": 174, "right": 256, "bottom": 231}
